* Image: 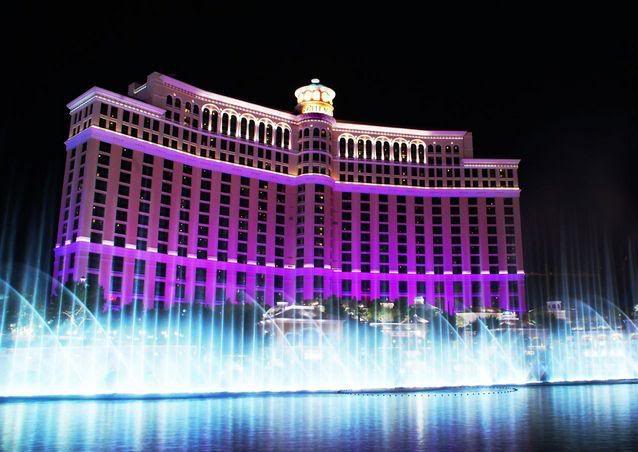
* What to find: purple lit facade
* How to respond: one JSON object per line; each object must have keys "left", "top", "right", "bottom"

{"left": 54, "top": 73, "right": 525, "bottom": 313}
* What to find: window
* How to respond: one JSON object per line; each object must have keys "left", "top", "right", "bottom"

{"left": 195, "top": 268, "right": 207, "bottom": 282}
{"left": 88, "top": 253, "right": 100, "bottom": 269}
{"left": 111, "top": 256, "right": 124, "bottom": 272}
{"left": 134, "top": 259, "right": 145, "bottom": 275}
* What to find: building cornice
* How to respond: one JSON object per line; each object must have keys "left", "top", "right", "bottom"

{"left": 67, "top": 74, "right": 478, "bottom": 145}
{"left": 463, "top": 159, "right": 520, "bottom": 168}
{"left": 333, "top": 122, "right": 469, "bottom": 140}
{"left": 150, "top": 73, "right": 473, "bottom": 140}
{"left": 154, "top": 73, "right": 298, "bottom": 122}
{"left": 67, "top": 87, "right": 165, "bottom": 117}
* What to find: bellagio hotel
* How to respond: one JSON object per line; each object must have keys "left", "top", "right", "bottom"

{"left": 54, "top": 72, "right": 525, "bottom": 313}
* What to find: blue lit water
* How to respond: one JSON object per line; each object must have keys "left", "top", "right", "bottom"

{"left": 1, "top": 383, "right": 636, "bottom": 451}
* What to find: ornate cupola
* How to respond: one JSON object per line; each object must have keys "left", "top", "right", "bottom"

{"left": 294, "top": 78, "right": 336, "bottom": 116}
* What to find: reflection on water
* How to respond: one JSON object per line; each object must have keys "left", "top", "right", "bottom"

{"left": 1, "top": 384, "right": 637, "bottom": 451}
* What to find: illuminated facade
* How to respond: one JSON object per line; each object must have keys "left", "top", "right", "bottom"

{"left": 54, "top": 72, "right": 525, "bottom": 313}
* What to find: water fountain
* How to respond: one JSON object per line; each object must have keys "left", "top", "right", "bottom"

{"left": 1, "top": 271, "right": 638, "bottom": 398}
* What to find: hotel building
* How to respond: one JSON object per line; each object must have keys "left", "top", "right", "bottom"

{"left": 54, "top": 72, "right": 525, "bottom": 313}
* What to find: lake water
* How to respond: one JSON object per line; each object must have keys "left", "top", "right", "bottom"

{"left": 1, "top": 384, "right": 636, "bottom": 451}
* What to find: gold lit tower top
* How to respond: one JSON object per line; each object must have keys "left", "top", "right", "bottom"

{"left": 294, "top": 78, "right": 336, "bottom": 116}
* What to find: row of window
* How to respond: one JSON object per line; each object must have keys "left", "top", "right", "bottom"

{"left": 338, "top": 138, "right": 460, "bottom": 163}
{"left": 81, "top": 100, "right": 519, "bottom": 188}
{"left": 78, "top": 251, "right": 521, "bottom": 306}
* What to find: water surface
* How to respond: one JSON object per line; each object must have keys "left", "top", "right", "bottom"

{"left": 1, "top": 384, "right": 636, "bottom": 451}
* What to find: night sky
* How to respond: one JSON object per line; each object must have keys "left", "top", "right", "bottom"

{"left": 2, "top": 5, "right": 637, "bottom": 307}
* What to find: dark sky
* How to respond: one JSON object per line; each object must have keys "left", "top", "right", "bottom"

{"left": 2, "top": 4, "right": 637, "bottom": 306}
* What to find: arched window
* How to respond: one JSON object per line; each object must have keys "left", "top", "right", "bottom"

{"left": 339, "top": 138, "right": 346, "bottom": 158}
{"left": 313, "top": 127, "right": 320, "bottom": 137}
{"left": 401, "top": 143, "right": 408, "bottom": 162}
{"left": 366, "top": 140, "right": 372, "bottom": 159}
{"left": 174, "top": 97, "right": 181, "bottom": 109}
{"left": 193, "top": 104, "right": 199, "bottom": 115}
{"left": 411, "top": 144, "right": 417, "bottom": 162}
{"left": 284, "top": 129, "right": 290, "bottom": 148}
{"left": 240, "top": 118, "right": 248, "bottom": 138}
{"left": 266, "top": 124, "right": 273, "bottom": 145}
{"left": 275, "top": 127, "right": 283, "bottom": 147}
{"left": 166, "top": 95, "right": 173, "bottom": 106}
{"left": 428, "top": 144, "right": 434, "bottom": 153}
{"left": 248, "top": 120, "right": 256, "bottom": 140}
{"left": 393, "top": 143, "right": 400, "bottom": 161}
{"left": 347, "top": 139, "right": 355, "bottom": 159}
{"left": 211, "top": 111, "right": 218, "bottom": 132}
{"left": 185, "top": 102, "right": 191, "bottom": 112}
{"left": 375, "top": 141, "right": 382, "bottom": 160}
{"left": 320, "top": 129, "right": 326, "bottom": 138}
{"left": 453, "top": 145, "right": 459, "bottom": 153}
{"left": 202, "top": 108, "right": 210, "bottom": 130}
{"left": 258, "top": 123, "right": 266, "bottom": 142}
{"left": 229, "top": 115, "right": 237, "bottom": 136}
{"left": 357, "top": 140, "right": 364, "bottom": 159}
{"left": 436, "top": 144, "right": 441, "bottom": 153}
{"left": 303, "top": 128, "right": 310, "bottom": 137}
{"left": 383, "top": 142, "right": 390, "bottom": 160}
{"left": 221, "top": 113, "right": 229, "bottom": 134}
{"left": 418, "top": 145, "right": 425, "bottom": 163}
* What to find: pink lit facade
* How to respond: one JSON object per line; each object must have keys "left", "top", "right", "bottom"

{"left": 54, "top": 72, "right": 525, "bottom": 313}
